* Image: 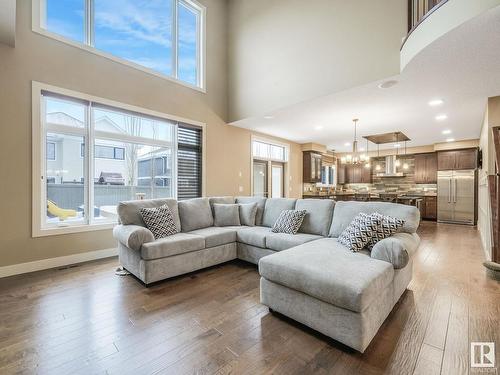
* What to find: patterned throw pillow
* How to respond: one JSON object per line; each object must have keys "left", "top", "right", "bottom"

{"left": 271, "top": 210, "right": 307, "bottom": 234}
{"left": 140, "top": 204, "right": 179, "bottom": 239}
{"left": 366, "top": 212, "right": 405, "bottom": 250}
{"left": 337, "top": 213, "right": 382, "bottom": 252}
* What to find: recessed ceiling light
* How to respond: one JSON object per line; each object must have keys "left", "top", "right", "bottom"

{"left": 429, "top": 99, "right": 444, "bottom": 106}
{"left": 446, "top": 138, "right": 455, "bottom": 142}
{"left": 344, "top": 142, "right": 351, "bottom": 147}
{"left": 378, "top": 80, "right": 398, "bottom": 89}
{"left": 264, "top": 115, "right": 274, "bottom": 119}
{"left": 314, "top": 125, "right": 324, "bottom": 131}
{"left": 442, "top": 129, "right": 452, "bottom": 135}
{"left": 435, "top": 114, "right": 448, "bottom": 121}
{"left": 394, "top": 143, "right": 401, "bottom": 148}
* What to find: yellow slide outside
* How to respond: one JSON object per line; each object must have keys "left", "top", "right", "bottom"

{"left": 47, "top": 200, "right": 77, "bottom": 221}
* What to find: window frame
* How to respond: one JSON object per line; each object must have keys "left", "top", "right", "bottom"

{"left": 46, "top": 141, "right": 56, "bottom": 161}
{"left": 32, "top": 0, "right": 206, "bottom": 92}
{"left": 32, "top": 81, "right": 206, "bottom": 237}
{"left": 250, "top": 136, "right": 291, "bottom": 198}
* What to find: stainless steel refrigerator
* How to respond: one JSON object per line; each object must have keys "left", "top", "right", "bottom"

{"left": 437, "top": 170, "right": 475, "bottom": 225}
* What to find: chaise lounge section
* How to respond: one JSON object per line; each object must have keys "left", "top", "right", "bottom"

{"left": 113, "top": 196, "right": 420, "bottom": 352}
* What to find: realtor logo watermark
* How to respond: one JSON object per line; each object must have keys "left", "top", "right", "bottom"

{"left": 471, "top": 342, "right": 495, "bottom": 369}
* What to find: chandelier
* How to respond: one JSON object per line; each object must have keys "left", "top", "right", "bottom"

{"left": 341, "top": 119, "right": 370, "bottom": 166}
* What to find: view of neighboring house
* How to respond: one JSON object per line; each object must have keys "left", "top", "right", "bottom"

{"left": 45, "top": 112, "right": 173, "bottom": 220}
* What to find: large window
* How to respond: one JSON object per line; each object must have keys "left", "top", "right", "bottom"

{"left": 34, "top": 83, "right": 204, "bottom": 235}
{"left": 37, "top": 0, "right": 204, "bottom": 88}
{"left": 251, "top": 138, "right": 289, "bottom": 198}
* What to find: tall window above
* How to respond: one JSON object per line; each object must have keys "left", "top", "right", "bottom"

{"left": 38, "top": 0, "right": 204, "bottom": 88}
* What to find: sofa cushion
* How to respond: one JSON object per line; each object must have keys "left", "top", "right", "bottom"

{"left": 262, "top": 198, "right": 297, "bottom": 227}
{"left": 209, "top": 196, "right": 235, "bottom": 215}
{"left": 329, "top": 201, "right": 420, "bottom": 237}
{"left": 235, "top": 196, "right": 266, "bottom": 225}
{"left": 187, "top": 226, "right": 240, "bottom": 248}
{"left": 271, "top": 210, "right": 307, "bottom": 234}
{"left": 140, "top": 204, "right": 179, "bottom": 239}
{"left": 178, "top": 198, "right": 214, "bottom": 232}
{"left": 117, "top": 198, "right": 181, "bottom": 232}
{"left": 258, "top": 238, "right": 394, "bottom": 313}
{"left": 140, "top": 233, "right": 205, "bottom": 260}
{"left": 236, "top": 226, "right": 271, "bottom": 248}
{"left": 239, "top": 203, "right": 258, "bottom": 226}
{"left": 265, "top": 232, "right": 323, "bottom": 251}
{"left": 213, "top": 204, "right": 241, "bottom": 227}
{"left": 296, "top": 199, "right": 335, "bottom": 236}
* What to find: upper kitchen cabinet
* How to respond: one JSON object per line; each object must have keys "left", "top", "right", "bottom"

{"left": 414, "top": 153, "right": 437, "bottom": 183}
{"left": 337, "top": 160, "right": 346, "bottom": 184}
{"left": 303, "top": 151, "right": 322, "bottom": 183}
{"left": 344, "top": 163, "right": 372, "bottom": 184}
{"left": 437, "top": 148, "right": 478, "bottom": 170}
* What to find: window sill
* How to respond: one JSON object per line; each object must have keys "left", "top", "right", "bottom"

{"left": 33, "top": 223, "right": 115, "bottom": 238}
{"left": 31, "top": 27, "right": 206, "bottom": 94}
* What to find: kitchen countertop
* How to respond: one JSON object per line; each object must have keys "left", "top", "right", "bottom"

{"left": 302, "top": 192, "right": 437, "bottom": 199}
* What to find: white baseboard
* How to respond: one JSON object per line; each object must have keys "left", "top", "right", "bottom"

{"left": 0, "top": 248, "right": 118, "bottom": 278}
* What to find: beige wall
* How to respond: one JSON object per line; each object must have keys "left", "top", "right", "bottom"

{"left": 227, "top": 0, "right": 407, "bottom": 122}
{"left": 0, "top": 0, "right": 302, "bottom": 268}
{"left": 478, "top": 96, "right": 500, "bottom": 260}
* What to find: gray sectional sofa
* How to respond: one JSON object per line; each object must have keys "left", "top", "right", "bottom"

{"left": 113, "top": 196, "right": 420, "bottom": 352}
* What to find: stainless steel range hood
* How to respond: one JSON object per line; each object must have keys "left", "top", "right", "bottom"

{"left": 376, "top": 155, "right": 404, "bottom": 177}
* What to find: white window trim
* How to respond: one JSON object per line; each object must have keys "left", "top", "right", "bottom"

{"left": 32, "top": 81, "right": 206, "bottom": 237}
{"left": 250, "top": 135, "right": 291, "bottom": 197}
{"left": 32, "top": 0, "right": 206, "bottom": 92}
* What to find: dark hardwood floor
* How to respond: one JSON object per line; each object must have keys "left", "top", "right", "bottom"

{"left": 0, "top": 221, "right": 498, "bottom": 374}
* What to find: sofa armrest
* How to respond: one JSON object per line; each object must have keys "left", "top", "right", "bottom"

{"left": 113, "top": 224, "right": 154, "bottom": 251}
{"left": 370, "top": 233, "right": 420, "bottom": 269}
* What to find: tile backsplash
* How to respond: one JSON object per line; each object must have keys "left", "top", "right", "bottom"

{"left": 303, "top": 155, "right": 437, "bottom": 195}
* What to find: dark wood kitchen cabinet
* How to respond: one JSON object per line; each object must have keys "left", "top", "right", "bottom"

{"left": 303, "top": 152, "right": 322, "bottom": 183}
{"left": 421, "top": 196, "right": 437, "bottom": 220}
{"left": 344, "top": 164, "right": 372, "bottom": 184}
{"left": 437, "top": 148, "right": 478, "bottom": 170}
{"left": 414, "top": 153, "right": 437, "bottom": 183}
{"left": 337, "top": 160, "right": 346, "bottom": 184}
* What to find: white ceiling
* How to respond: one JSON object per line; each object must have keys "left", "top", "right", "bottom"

{"left": 230, "top": 6, "right": 500, "bottom": 152}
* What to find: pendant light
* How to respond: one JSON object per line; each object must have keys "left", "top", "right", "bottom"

{"left": 364, "top": 138, "right": 371, "bottom": 169}
{"left": 341, "top": 119, "right": 361, "bottom": 165}
{"left": 375, "top": 144, "right": 381, "bottom": 171}
{"left": 394, "top": 132, "right": 401, "bottom": 168}
{"left": 402, "top": 140, "right": 409, "bottom": 170}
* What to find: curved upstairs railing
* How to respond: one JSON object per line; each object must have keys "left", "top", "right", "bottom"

{"left": 402, "top": 0, "right": 449, "bottom": 49}
{"left": 400, "top": 0, "right": 500, "bottom": 70}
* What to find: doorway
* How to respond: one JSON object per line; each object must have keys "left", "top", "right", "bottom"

{"left": 253, "top": 160, "right": 268, "bottom": 197}
{"left": 271, "top": 162, "right": 284, "bottom": 198}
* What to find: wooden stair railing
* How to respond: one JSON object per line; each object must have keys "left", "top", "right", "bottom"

{"left": 489, "top": 126, "right": 500, "bottom": 263}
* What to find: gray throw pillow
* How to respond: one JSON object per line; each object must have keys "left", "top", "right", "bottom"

{"left": 239, "top": 203, "right": 258, "bottom": 226}
{"left": 337, "top": 213, "right": 382, "bottom": 252}
{"left": 271, "top": 210, "right": 307, "bottom": 234}
{"left": 213, "top": 204, "right": 241, "bottom": 226}
{"left": 140, "top": 204, "right": 179, "bottom": 239}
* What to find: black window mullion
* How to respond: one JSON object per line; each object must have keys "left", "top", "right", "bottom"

{"left": 177, "top": 124, "right": 202, "bottom": 200}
